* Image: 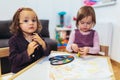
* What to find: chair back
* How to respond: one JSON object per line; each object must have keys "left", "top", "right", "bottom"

{"left": 94, "top": 22, "right": 113, "bottom": 56}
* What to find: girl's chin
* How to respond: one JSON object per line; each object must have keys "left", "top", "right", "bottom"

{"left": 80, "top": 30, "right": 88, "bottom": 32}
{"left": 82, "top": 29, "right": 89, "bottom": 32}
{"left": 26, "top": 32, "right": 35, "bottom": 35}
{"left": 83, "top": 30, "right": 88, "bottom": 32}
{"left": 29, "top": 31, "right": 36, "bottom": 34}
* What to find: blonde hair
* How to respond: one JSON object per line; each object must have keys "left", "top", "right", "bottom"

{"left": 76, "top": 6, "right": 96, "bottom": 27}
{"left": 10, "top": 7, "right": 42, "bottom": 35}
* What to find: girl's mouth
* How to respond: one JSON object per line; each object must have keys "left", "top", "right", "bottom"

{"left": 29, "top": 27, "right": 35, "bottom": 30}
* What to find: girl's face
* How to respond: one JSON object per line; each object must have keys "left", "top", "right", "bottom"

{"left": 19, "top": 10, "right": 37, "bottom": 35}
{"left": 78, "top": 16, "right": 93, "bottom": 32}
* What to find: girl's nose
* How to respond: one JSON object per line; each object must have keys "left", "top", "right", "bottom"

{"left": 29, "top": 20, "right": 34, "bottom": 24}
{"left": 83, "top": 23, "right": 88, "bottom": 27}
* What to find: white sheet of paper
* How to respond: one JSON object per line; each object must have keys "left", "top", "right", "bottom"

{"left": 12, "top": 52, "right": 113, "bottom": 80}
{"left": 49, "top": 52, "right": 113, "bottom": 80}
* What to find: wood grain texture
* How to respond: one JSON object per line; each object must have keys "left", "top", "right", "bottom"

{"left": 0, "top": 47, "right": 9, "bottom": 58}
{"left": 111, "top": 59, "right": 120, "bottom": 80}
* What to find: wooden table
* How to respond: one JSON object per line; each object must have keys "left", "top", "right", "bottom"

{"left": 7, "top": 51, "right": 115, "bottom": 80}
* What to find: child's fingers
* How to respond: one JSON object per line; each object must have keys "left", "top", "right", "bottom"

{"left": 32, "top": 33, "right": 37, "bottom": 35}
{"left": 30, "top": 42, "right": 39, "bottom": 50}
{"left": 29, "top": 41, "right": 38, "bottom": 47}
{"left": 27, "top": 41, "right": 38, "bottom": 55}
{"left": 73, "top": 48, "right": 79, "bottom": 52}
{"left": 80, "top": 51, "right": 84, "bottom": 55}
{"left": 34, "top": 44, "right": 39, "bottom": 49}
{"left": 32, "top": 33, "right": 43, "bottom": 42}
{"left": 32, "top": 33, "right": 39, "bottom": 38}
{"left": 79, "top": 48, "right": 84, "bottom": 52}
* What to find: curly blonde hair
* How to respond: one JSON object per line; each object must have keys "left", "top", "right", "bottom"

{"left": 10, "top": 7, "right": 42, "bottom": 35}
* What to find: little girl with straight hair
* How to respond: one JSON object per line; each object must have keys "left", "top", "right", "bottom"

{"left": 66, "top": 6, "right": 100, "bottom": 56}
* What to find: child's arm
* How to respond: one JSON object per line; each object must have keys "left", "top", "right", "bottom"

{"left": 88, "top": 31, "right": 100, "bottom": 54}
{"left": 32, "top": 33, "right": 50, "bottom": 56}
{"left": 9, "top": 37, "right": 31, "bottom": 67}
{"left": 32, "top": 33, "right": 46, "bottom": 50}
{"left": 27, "top": 41, "right": 39, "bottom": 56}
{"left": 66, "top": 30, "right": 75, "bottom": 52}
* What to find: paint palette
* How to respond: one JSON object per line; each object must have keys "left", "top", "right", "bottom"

{"left": 49, "top": 55, "right": 74, "bottom": 65}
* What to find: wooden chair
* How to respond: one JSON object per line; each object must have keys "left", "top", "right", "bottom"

{"left": 0, "top": 47, "right": 9, "bottom": 58}
{"left": 93, "top": 22, "right": 113, "bottom": 57}
{"left": 0, "top": 47, "right": 10, "bottom": 75}
{"left": 0, "top": 60, "right": 1, "bottom": 79}
{"left": 99, "top": 45, "right": 109, "bottom": 56}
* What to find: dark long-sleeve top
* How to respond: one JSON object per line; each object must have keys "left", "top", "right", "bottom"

{"left": 9, "top": 34, "right": 50, "bottom": 73}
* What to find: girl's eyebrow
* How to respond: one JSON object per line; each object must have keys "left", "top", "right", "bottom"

{"left": 32, "top": 17, "right": 37, "bottom": 19}
{"left": 80, "top": 21, "right": 92, "bottom": 22}
{"left": 22, "top": 17, "right": 36, "bottom": 20}
{"left": 22, "top": 17, "right": 29, "bottom": 19}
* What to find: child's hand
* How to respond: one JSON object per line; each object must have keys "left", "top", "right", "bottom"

{"left": 79, "top": 47, "right": 89, "bottom": 56}
{"left": 32, "top": 33, "right": 46, "bottom": 49}
{"left": 71, "top": 44, "right": 79, "bottom": 52}
{"left": 27, "top": 41, "right": 38, "bottom": 56}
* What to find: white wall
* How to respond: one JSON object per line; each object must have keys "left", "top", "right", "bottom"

{"left": 94, "top": 1, "right": 120, "bottom": 62}
{"left": 0, "top": 0, "right": 120, "bottom": 62}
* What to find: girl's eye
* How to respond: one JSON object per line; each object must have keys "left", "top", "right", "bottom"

{"left": 24, "top": 20, "right": 28, "bottom": 23}
{"left": 80, "top": 22, "right": 84, "bottom": 24}
{"left": 87, "top": 22, "right": 91, "bottom": 25}
{"left": 32, "top": 19, "right": 37, "bottom": 22}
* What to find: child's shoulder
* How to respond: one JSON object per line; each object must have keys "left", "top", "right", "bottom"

{"left": 92, "top": 29, "right": 98, "bottom": 33}
{"left": 90, "top": 29, "right": 99, "bottom": 36}
{"left": 9, "top": 34, "right": 22, "bottom": 41}
{"left": 90, "top": 29, "right": 97, "bottom": 33}
{"left": 9, "top": 35, "right": 17, "bottom": 41}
